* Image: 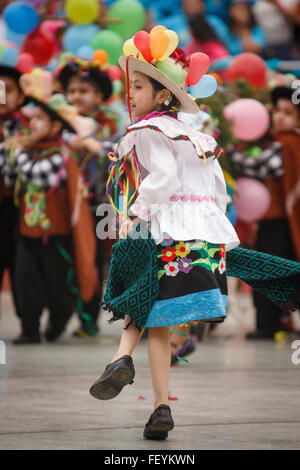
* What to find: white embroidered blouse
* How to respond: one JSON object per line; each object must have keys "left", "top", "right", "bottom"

{"left": 118, "top": 115, "right": 240, "bottom": 251}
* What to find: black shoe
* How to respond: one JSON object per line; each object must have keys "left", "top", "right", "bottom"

{"left": 143, "top": 404, "right": 174, "bottom": 440}
{"left": 13, "top": 334, "right": 41, "bottom": 345}
{"left": 89, "top": 355, "right": 135, "bottom": 400}
{"left": 246, "top": 330, "right": 275, "bottom": 340}
{"left": 171, "top": 340, "right": 196, "bottom": 365}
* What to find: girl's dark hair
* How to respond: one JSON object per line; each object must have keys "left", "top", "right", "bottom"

{"left": 188, "top": 13, "right": 219, "bottom": 43}
{"left": 58, "top": 66, "right": 113, "bottom": 101}
{"left": 148, "top": 76, "right": 180, "bottom": 112}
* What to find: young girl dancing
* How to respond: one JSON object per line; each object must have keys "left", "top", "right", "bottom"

{"left": 89, "top": 26, "right": 240, "bottom": 441}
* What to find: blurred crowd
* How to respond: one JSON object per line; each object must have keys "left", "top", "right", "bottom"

{"left": 0, "top": 0, "right": 300, "bottom": 351}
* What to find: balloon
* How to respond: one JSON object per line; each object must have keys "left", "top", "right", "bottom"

{"left": 22, "top": 27, "right": 56, "bottom": 66}
{"left": 62, "top": 24, "right": 100, "bottom": 55}
{"left": 107, "top": 0, "right": 146, "bottom": 40}
{"left": 190, "top": 74, "right": 218, "bottom": 98}
{"left": 0, "top": 48, "right": 19, "bottom": 67}
{"left": 150, "top": 31, "right": 169, "bottom": 60}
{"left": 123, "top": 38, "right": 140, "bottom": 57}
{"left": 3, "top": 2, "right": 39, "bottom": 35}
{"left": 5, "top": 27, "right": 26, "bottom": 48}
{"left": 134, "top": 31, "right": 153, "bottom": 62}
{"left": 185, "top": 53, "right": 210, "bottom": 86}
{"left": 65, "top": 0, "right": 100, "bottom": 25}
{"left": 94, "top": 49, "right": 109, "bottom": 65}
{"left": 0, "top": 44, "right": 5, "bottom": 61}
{"left": 234, "top": 178, "right": 271, "bottom": 223}
{"left": 16, "top": 52, "right": 34, "bottom": 73}
{"left": 90, "top": 30, "right": 123, "bottom": 65}
{"left": 160, "top": 30, "right": 178, "bottom": 61}
{"left": 107, "top": 65, "right": 122, "bottom": 81}
{"left": 156, "top": 60, "right": 185, "bottom": 85}
{"left": 41, "top": 20, "right": 66, "bottom": 38}
{"left": 224, "top": 99, "right": 270, "bottom": 142}
{"left": 227, "top": 53, "right": 267, "bottom": 87}
{"left": 77, "top": 45, "right": 94, "bottom": 60}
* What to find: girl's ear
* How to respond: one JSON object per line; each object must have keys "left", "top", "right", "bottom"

{"left": 157, "top": 88, "right": 172, "bottom": 105}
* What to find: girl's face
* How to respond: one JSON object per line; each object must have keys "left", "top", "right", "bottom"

{"left": 272, "top": 99, "right": 300, "bottom": 132}
{"left": 229, "top": 2, "right": 251, "bottom": 27}
{"left": 129, "top": 72, "right": 170, "bottom": 119}
{"left": 66, "top": 77, "right": 103, "bottom": 115}
{"left": 0, "top": 76, "right": 24, "bottom": 116}
{"left": 182, "top": 0, "right": 204, "bottom": 16}
{"left": 29, "top": 107, "right": 61, "bottom": 140}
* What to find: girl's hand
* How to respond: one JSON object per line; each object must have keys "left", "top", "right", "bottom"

{"left": 119, "top": 218, "right": 137, "bottom": 239}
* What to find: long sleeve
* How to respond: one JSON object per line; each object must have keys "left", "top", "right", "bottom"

{"left": 0, "top": 143, "right": 17, "bottom": 189}
{"left": 229, "top": 142, "right": 283, "bottom": 179}
{"left": 14, "top": 149, "right": 67, "bottom": 189}
{"left": 129, "top": 128, "right": 181, "bottom": 221}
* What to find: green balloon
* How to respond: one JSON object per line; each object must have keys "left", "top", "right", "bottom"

{"left": 107, "top": 0, "right": 146, "bottom": 40}
{"left": 0, "top": 44, "right": 5, "bottom": 61}
{"left": 156, "top": 61, "right": 185, "bottom": 86}
{"left": 90, "top": 30, "right": 123, "bottom": 65}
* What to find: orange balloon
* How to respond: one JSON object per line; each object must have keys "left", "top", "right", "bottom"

{"left": 150, "top": 31, "right": 169, "bottom": 60}
{"left": 150, "top": 25, "right": 167, "bottom": 35}
{"left": 210, "top": 73, "right": 222, "bottom": 86}
{"left": 93, "top": 49, "right": 108, "bottom": 64}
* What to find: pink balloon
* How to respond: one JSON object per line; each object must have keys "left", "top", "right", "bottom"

{"left": 234, "top": 178, "right": 271, "bottom": 223}
{"left": 16, "top": 52, "right": 34, "bottom": 73}
{"left": 107, "top": 65, "right": 122, "bottom": 82}
{"left": 185, "top": 52, "right": 210, "bottom": 86}
{"left": 224, "top": 98, "right": 270, "bottom": 142}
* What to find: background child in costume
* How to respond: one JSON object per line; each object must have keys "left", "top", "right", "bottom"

{"left": 0, "top": 63, "right": 28, "bottom": 321}
{"left": 89, "top": 27, "right": 239, "bottom": 441}
{"left": 56, "top": 55, "right": 120, "bottom": 337}
{"left": 230, "top": 85, "right": 300, "bottom": 339}
{"left": 0, "top": 69, "right": 98, "bottom": 345}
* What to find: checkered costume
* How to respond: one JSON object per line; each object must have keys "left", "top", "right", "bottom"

{"left": 228, "top": 142, "right": 283, "bottom": 179}
{"left": 0, "top": 143, "right": 67, "bottom": 190}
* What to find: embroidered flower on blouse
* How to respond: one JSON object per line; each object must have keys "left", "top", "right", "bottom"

{"left": 161, "top": 234, "right": 174, "bottom": 246}
{"left": 164, "top": 262, "right": 179, "bottom": 277}
{"left": 218, "top": 257, "right": 226, "bottom": 274}
{"left": 175, "top": 242, "right": 191, "bottom": 258}
{"left": 161, "top": 246, "right": 177, "bottom": 262}
{"left": 178, "top": 257, "right": 193, "bottom": 274}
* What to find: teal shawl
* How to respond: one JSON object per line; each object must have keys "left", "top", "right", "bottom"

{"left": 103, "top": 236, "right": 300, "bottom": 330}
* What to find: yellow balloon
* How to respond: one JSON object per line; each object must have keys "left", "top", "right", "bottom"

{"left": 160, "top": 30, "right": 179, "bottom": 61}
{"left": 150, "top": 25, "right": 167, "bottom": 36}
{"left": 123, "top": 38, "right": 139, "bottom": 57}
{"left": 150, "top": 31, "right": 169, "bottom": 60}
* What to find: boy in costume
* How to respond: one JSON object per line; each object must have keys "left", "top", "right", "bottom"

{"left": 0, "top": 68, "right": 98, "bottom": 344}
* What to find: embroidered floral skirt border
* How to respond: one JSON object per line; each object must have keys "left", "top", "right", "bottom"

{"left": 145, "top": 238, "right": 228, "bottom": 328}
